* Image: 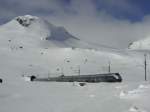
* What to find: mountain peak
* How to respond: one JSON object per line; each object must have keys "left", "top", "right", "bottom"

{"left": 15, "top": 15, "right": 39, "bottom": 27}
{"left": 0, "top": 15, "right": 80, "bottom": 47}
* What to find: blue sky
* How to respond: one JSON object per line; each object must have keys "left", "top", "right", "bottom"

{"left": 1, "top": 0, "right": 150, "bottom": 23}
{"left": 1, "top": 0, "right": 150, "bottom": 48}
{"left": 94, "top": 0, "right": 150, "bottom": 21}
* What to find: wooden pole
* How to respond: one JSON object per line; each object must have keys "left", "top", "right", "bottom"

{"left": 144, "top": 54, "right": 147, "bottom": 81}
{"left": 78, "top": 65, "right": 80, "bottom": 76}
{"left": 108, "top": 61, "right": 111, "bottom": 73}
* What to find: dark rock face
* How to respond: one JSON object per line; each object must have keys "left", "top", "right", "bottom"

{"left": 0, "top": 78, "right": 2, "bottom": 83}
{"left": 15, "top": 16, "right": 35, "bottom": 27}
{"left": 30, "top": 75, "right": 36, "bottom": 81}
{"left": 79, "top": 82, "right": 86, "bottom": 86}
{"left": 19, "top": 46, "right": 23, "bottom": 49}
{"left": 128, "top": 42, "right": 133, "bottom": 49}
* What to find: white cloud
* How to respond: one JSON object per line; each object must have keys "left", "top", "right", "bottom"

{"left": 46, "top": 12, "right": 150, "bottom": 49}
{"left": 1, "top": 0, "right": 150, "bottom": 49}
{"left": 96, "top": 0, "right": 142, "bottom": 15}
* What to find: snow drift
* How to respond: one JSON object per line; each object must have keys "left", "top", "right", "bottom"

{"left": 128, "top": 36, "right": 150, "bottom": 50}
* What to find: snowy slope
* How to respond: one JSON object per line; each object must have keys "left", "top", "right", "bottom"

{"left": 0, "top": 15, "right": 81, "bottom": 48}
{"left": 128, "top": 36, "right": 150, "bottom": 50}
{"left": 0, "top": 15, "right": 149, "bottom": 81}
{"left": 0, "top": 15, "right": 150, "bottom": 112}
{"left": 0, "top": 15, "right": 123, "bottom": 51}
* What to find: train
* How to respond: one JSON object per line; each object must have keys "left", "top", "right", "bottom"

{"left": 30, "top": 73, "right": 122, "bottom": 83}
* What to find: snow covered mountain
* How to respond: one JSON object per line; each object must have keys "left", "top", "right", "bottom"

{"left": 0, "top": 15, "right": 122, "bottom": 51}
{"left": 0, "top": 15, "right": 147, "bottom": 81}
{"left": 128, "top": 36, "right": 150, "bottom": 50}
{"left": 0, "top": 15, "right": 82, "bottom": 48}
{"left": 0, "top": 15, "right": 150, "bottom": 112}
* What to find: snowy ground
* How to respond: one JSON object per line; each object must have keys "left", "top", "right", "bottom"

{"left": 0, "top": 81, "right": 150, "bottom": 112}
